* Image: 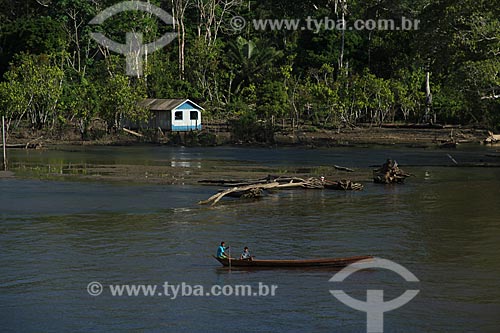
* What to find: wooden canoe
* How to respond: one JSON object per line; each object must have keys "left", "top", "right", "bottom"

{"left": 213, "top": 255, "right": 373, "bottom": 268}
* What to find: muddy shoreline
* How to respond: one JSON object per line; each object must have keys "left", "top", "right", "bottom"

{"left": 5, "top": 126, "right": 489, "bottom": 148}
{"left": 273, "top": 126, "right": 487, "bottom": 147}
{"left": 2, "top": 127, "right": 494, "bottom": 186}
{"left": 7, "top": 157, "right": 372, "bottom": 187}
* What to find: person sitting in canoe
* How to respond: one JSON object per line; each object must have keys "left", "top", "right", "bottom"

{"left": 240, "top": 246, "right": 252, "bottom": 260}
{"left": 216, "top": 242, "right": 229, "bottom": 259}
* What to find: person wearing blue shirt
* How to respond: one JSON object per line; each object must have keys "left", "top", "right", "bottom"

{"left": 216, "top": 241, "right": 229, "bottom": 259}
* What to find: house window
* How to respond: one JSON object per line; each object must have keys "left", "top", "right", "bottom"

{"left": 190, "top": 111, "right": 199, "bottom": 120}
{"left": 175, "top": 111, "right": 183, "bottom": 121}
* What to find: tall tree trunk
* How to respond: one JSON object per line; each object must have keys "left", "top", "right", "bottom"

{"left": 335, "top": 0, "right": 347, "bottom": 71}
{"left": 172, "top": 0, "right": 189, "bottom": 80}
{"left": 425, "top": 70, "right": 433, "bottom": 123}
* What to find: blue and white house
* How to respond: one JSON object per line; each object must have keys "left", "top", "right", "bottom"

{"left": 140, "top": 99, "right": 203, "bottom": 131}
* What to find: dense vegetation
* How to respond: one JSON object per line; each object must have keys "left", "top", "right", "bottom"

{"left": 0, "top": 0, "right": 499, "bottom": 139}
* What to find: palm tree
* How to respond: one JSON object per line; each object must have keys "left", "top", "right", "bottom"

{"left": 226, "top": 36, "right": 282, "bottom": 94}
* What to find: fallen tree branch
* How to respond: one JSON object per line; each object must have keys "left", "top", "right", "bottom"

{"left": 324, "top": 180, "right": 364, "bottom": 191}
{"left": 481, "top": 94, "right": 500, "bottom": 100}
{"left": 199, "top": 178, "right": 270, "bottom": 186}
{"left": 447, "top": 154, "right": 458, "bottom": 165}
{"left": 199, "top": 175, "right": 307, "bottom": 187}
{"left": 199, "top": 176, "right": 364, "bottom": 206}
{"left": 333, "top": 165, "right": 355, "bottom": 172}
{"left": 199, "top": 182, "right": 300, "bottom": 206}
{"left": 122, "top": 128, "right": 143, "bottom": 138}
{"left": 484, "top": 131, "right": 500, "bottom": 143}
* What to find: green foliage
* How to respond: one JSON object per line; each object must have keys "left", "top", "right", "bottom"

{"left": 99, "top": 74, "right": 147, "bottom": 131}
{"left": 0, "top": 0, "right": 498, "bottom": 138}
{"left": 1, "top": 54, "right": 64, "bottom": 130}
{"left": 61, "top": 77, "right": 100, "bottom": 138}
{"left": 256, "top": 81, "right": 288, "bottom": 119}
{"left": 0, "top": 80, "right": 25, "bottom": 131}
{"left": 391, "top": 68, "right": 426, "bottom": 122}
{"left": 226, "top": 37, "right": 283, "bottom": 94}
{"left": 230, "top": 112, "right": 275, "bottom": 143}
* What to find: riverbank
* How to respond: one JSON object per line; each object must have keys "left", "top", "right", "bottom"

{"left": 274, "top": 126, "right": 487, "bottom": 147}
{"left": 0, "top": 171, "right": 15, "bottom": 178}
{"left": 4, "top": 124, "right": 490, "bottom": 148}
{"left": 3, "top": 142, "right": 500, "bottom": 188}
{"left": 2, "top": 126, "right": 494, "bottom": 187}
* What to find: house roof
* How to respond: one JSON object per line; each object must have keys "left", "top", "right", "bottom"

{"left": 140, "top": 99, "right": 204, "bottom": 111}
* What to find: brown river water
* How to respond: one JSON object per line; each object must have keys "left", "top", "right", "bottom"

{"left": 1, "top": 145, "right": 500, "bottom": 332}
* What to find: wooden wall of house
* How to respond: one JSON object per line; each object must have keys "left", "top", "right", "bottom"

{"left": 150, "top": 111, "right": 172, "bottom": 130}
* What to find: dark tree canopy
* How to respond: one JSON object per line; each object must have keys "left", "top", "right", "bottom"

{"left": 0, "top": 0, "right": 498, "bottom": 136}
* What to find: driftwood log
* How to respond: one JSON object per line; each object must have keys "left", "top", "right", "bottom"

{"left": 122, "top": 128, "right": 144, "bottom": 138}
{"left": 333, "top": 165, "right": 355, "bottom": 172}
{"left": 484, "top": 131, "right": 500, "bottom": 144}
{"left": 6, "top": 142, "right": 42, "bottom": 149}
{"left": 324, "top": 180, "right": 364, "bottom": 190}
{"left": 373, "top": 159, "right": 411, "bottom": 184}
{"left": 199, "top": 176, "right": 364, "bottom": 206}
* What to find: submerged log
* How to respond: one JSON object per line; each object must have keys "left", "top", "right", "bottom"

{"left": 438, "top": 141, "right": 457, "bottom": 149}
{"left": 199, "top": 175, "right": 308, "bottom": 187}
{"left": 324, "top": 180, "right": 364, "bottom": 191}
{"left": 6, "top": 142, "right": 42, "bottom": 149}
{"left": 373, "top": 159, "right": 411, "bottom": 184}
{"left": 333, "top": 165, "right": 355, "bottom": 172}
{"left": 198, "top": 182, "right": 304, "bottom": 206}
{"left": 239, "top": 188, "right": 265, "bottom": 199}
{"left": 199, "top": 176, "right": 273, "bottom": 187}
{"left": 199, "top": 176, "right": 364, "bottom": 206}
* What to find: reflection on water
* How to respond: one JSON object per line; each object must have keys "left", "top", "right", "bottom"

{"left": 171, "top": 160, "right": 202, "bottom": 168}
{"left": 8, "top": 143, "right": 500, "bottom": 168}
{"left": 1, "top": 146, "right": 500, "bottom": 332}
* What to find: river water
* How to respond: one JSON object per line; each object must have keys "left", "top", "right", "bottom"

{"left": 1, "top": 145, "right": 500, "bottom": 332}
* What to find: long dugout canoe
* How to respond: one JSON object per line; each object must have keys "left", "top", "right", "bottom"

{"left": 213, "top": 255, "right": 373, "bottom": 268}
